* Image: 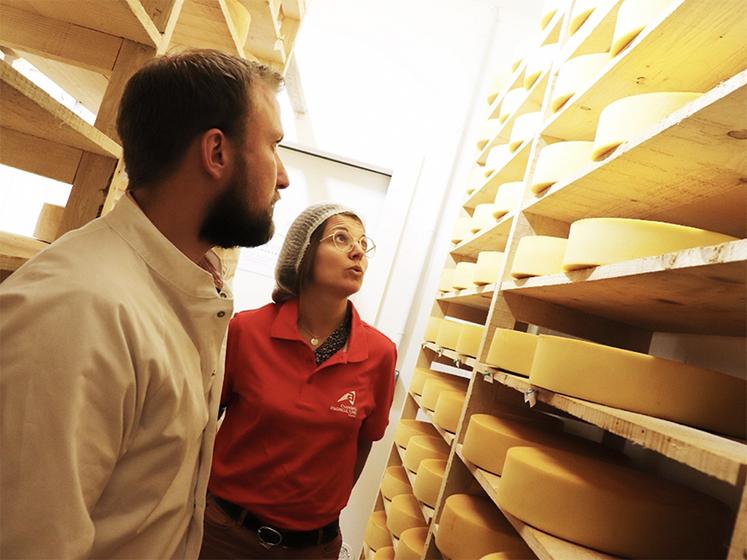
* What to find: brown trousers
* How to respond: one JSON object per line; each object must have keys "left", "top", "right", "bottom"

{"left": 199, "top": 495, "right": 343, "bottom": 560}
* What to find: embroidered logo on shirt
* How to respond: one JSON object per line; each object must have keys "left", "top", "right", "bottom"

{"left": 337, "top": 391, "right": 356, "bottom": 406}
{"left": 330, "top": 391, "right": 358, "bottom": 418}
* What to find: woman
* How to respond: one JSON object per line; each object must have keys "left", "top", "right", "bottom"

{"left": 201, "top": 203, "right": 397, "bottom": 559}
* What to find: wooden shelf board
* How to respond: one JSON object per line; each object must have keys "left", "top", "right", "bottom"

{"left": 466, "top": 141, "right": 530, "bottom": 208}
{"left": 422, "top": 342, "right": 477, "bottom": 370}
{"left": 474, "top": 367, "right": 747, "bottom": 486}
{"left": 437, "top": 284, "right": 495, "bottom": 310}
{"left": 0, "top": 231, "right": 48, "bottom": 280}
{"left": 171, "top": 0, "right": 244, "bottom": 56}
{"left": 411, "top": 393, "right": 456, "bottom": 448}
{"left": 526, "top": 70, "right": 747, "bottom": 238}
{"left": 243, "top": 0, "right": 285, "bottom": 63}
{"left": 451, "top": 214, "right": 514, "bottom": 258}
{"left": 455, "top": 445, "right": 618, "bottom": 560}
{"left": 485, "top": 63, "right": 526, "bottom": 121}
{"left": 502, "top": 240, "right": 747, "bottom": 336}
{"left": 542, "top": 0, "right": 747, "bottom": 141}
{"left": 282, "top": 0, "right": 306, "bottom": 20}
{"left": 0, "top": 61, "right": 121, "bottom": 160}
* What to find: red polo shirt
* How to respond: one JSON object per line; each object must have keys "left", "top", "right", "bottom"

{"left": 208, "top": 298, "right": 396, "bottom": 530}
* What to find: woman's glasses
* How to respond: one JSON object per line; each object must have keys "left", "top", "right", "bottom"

{"left": 321, "top": 229, "right": 376, "bottom": 257}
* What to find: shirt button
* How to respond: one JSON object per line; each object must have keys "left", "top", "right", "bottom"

{"left": 217, "top": 311, "right": 226, "bottom": 318}
{"left": 219, "top": 292, "right": 228, "bottom": 298}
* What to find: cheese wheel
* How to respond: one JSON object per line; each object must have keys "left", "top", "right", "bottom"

{"left": 435, "top": 318, "right": 463, "bottom": 350}
{"left": 498, "top": 447, "right": 730, "bottom": 558}
{"left": 473, "top": 251, "right": 505, "bottom": 285}
{"left": 396, "top": 527, "right": 428, "bottom": 560}
{"left": 466, "top": 166, "right": 487, "bottom": 195}
{"left": 530, "top": 141, "right": 594, "bottom": 194}
{"left": 423, "top": 317, "right": 442, "bottom": 343}
{"left": 477, "top": 118, "right": 502, "bottom": 150}
{"left": 452, "top": 261, "right": 478, "bottom": 290}
{"left": 510, "top": 236, "right": 567, "bottom": 278}
{"left": 410, "top": 368, "right": 455, "bottom": 396}
{"left": 364, "top": 510, "right": 392, "bottom": 551}
{"left": 456, "top": 323, "right": 485, "bottom": 358}
{"left": 381, "top": 466, "right": 412, "bottom": 501}
{"left": 373, "top": 546, "right": 395, "bottom": 560}
{"left": 562, "top": 217, "right": 737, "bottom": 271}
{"left": 34, "top": 203, "right": 64, "bottom": 243}
{"left": 484, "top": 328, "right": 538, "bottom": 376}
{"left": 451, "top": 217, "right": 472, "bottom": 244}
{"left": 593, "top": 91, "right": 701, "bottom": 160}
{"left": 421, "top": 376, "right": 469, "bottom": 411}
{"left": 508, "top": 111, "right": 542, "bottom": 152}
{"left": 530, "top": 335, "right": 747, "bottom": 437}
{"left": 569, "top": 0, "right": 601, "bottom": 34}
{"left": 540, "top": 0, "right": 569, "bottom": 29}
{"left": 403, "top": 435, "right": 449, "bottom": 473}
{"left": 524, "top": 43, "right": 559, "bottom": 88}
{"left": 387, "top": 494, "right": 426, "bottom": 537}
{"left": 551, "top": 53, "right": 609, "bottom": 112}
{"left": 433, "top": 390, "right": 466, "bottom": 433}
{"left": 438, "top": 268, "right": 455, "bottom": 292}
{"left": 436, "top": 494, "right": 531, "bottom": 560}
{"left": 498, "top": 88, "right": 527, "bottom": 123}
{"left": 413, "top": 458, "right": 446, "bottom": 508}
{"left": 470, "top": 204, "right": 498, "bottom": 234}
{"left": 610, "top": 0, "right": 674, "bottom": 56}
{"left": 487, "top": 68, "right": 511, "bottom": 105}
{"left": 394, "top": 419, "right": 439, "bottom": 449}
{"left": 480, "top": 553, "right": 536, "bottom": 560}
{"left": 493, "top": 181, "right": 523, "bottom": 217}
{"left": 484, "top": 144, "right": 513, "bottom": 176}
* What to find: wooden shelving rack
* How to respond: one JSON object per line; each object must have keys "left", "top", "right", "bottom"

{"left": 0, "top": 0, "right": 309, "bottom": 281}
{"left": 363, "top": 1, "right": 747, "bottom": 559}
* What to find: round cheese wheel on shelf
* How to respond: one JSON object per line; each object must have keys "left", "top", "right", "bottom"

{"left": 509, "top": 236, "right": 567, "bottom": 278}
{"left": 498, "top": 88, "right": 528, "bottom": 123}
{"left": 487, "top": 69, "right": 511, "bottom": 105}
{"left": 497, "top": 446, "right": 730, "bottom": 558}
{"left": 470, "top": 204, "right": 498, "bottom": 234}
{"left": 394, "top": 419, "right": 438, "bottom": 449}
{"left": 373, "top": 545, "right": 395, "bottom": 560}
{"left": 396, "top": 527, "right": 428, "bottom": 560}
{"left": 477, "top": 118, "right": 502, "bottom": 151}
{"left": 485, "top": 328, "right": 538, "bottom": 376}
{"left": 484, "top": 144, "right": 513, "bottom": 176}
{"left": 610, "top": 0, "right": 675, "bottom": 56}
{"left": 435, "top": 494, "right": 532, "bottom": 560}
{"left": 551, "top": 52, "right": 609, "bottom": 112}
{"left": 34, "top": 203, "right": 65, "bottom": 243}
{"left": 530, "top": 335, "right": 747, "bottom": 437}
{"left": 479, "top": 552, "right": 536, "bottom": 560}
{"left": 413, "top": 458, "right": 446, "bottom": 507}
{"left": 423, "top": 317, "right": 442, "bottom": 343}
{"left": 451, "top": 261, "right": 478, "bottom": 290}
{"left": 381, "top": 466, "right": 412, "bottom": 501}
{"left": 456, "top": 323, "right": 485, "bottom": 358}
{"left": 466, "top": 166, "right": 487, "bottom": 196}
{"left": 451, "top": 217, "right": 472, "bottom": 244}
{"left": 410, "top": 368, "right": 454, "bottom": 396}
{"left": 387, "top": 494, "right": 426, "bottom": 538}
{"left": 562, "top": 217, "right": 737, "bottom": 271}
{"left": 493, "top": 181, "right": 523, "bottom": 217}
{"left": 422, "top": 376, "right": 469, "bottom": 411}
{"left": 524, "top": 43, "right": 559, "bottom": 88}
{"left": 540, "top": 0, "right": 569, "bottom": 29}
{"left": 403, "top": 435, "right": 450, "bottom": 473}
{"left": 592, "top": 91, "right": 701, "bottom": 160}
{"left": 364, "top": 510, "right": 392, "bottom": 551}
{"left": 438, "top": 269, "right": 455, "bottom": 292}
{"left": 433, "top": 390, "right": 466, "bottom": 433}
{"left": 530, "top": 141, "right": 594, "bottom": 195}
{"left": 569, "top": 0, "right": 601, "bottom": 34}
{"left": 473, "top": 251, "right": 505, "bottom": 286}
{"left": 508, "top": 112, "right": 542, "bottom": 152}
{"left": 435, "top": 318, "right": 466, "bottom": 350}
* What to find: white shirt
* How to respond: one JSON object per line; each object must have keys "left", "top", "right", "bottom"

{"left": 0, "top": 195, "right": 233, "bottom": 558}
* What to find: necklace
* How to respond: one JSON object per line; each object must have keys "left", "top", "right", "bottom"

{"left": 298, "top": 323, "right": 323, "bottom": 347}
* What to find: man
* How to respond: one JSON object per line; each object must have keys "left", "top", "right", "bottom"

{"left": 0, "top": 50, "right": 289, "bottom": 558}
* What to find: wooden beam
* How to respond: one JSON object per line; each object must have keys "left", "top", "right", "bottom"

{"left": 0, "top": 127, "right": 82, "bottom": 184}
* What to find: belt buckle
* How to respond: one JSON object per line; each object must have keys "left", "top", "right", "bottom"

{"left": 257, "top": 525, "right": 283, "bottom": 549}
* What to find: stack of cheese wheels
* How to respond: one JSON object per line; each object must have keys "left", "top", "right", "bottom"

{"left": 396, "top": 527, "right": 428, "bottom": 560}
{"left": 433, "top": 390, "right": 466, "bottom": 433}
{"left": 530, "top": 141, "right": 594, "bottom": 194}
{"left": 451, "top": 217, "right": 472, "bottom": 244}
{"left": 562, "top": 217, "right": 737, "bottom": 270}
{"left": 410, "top": 368, "right": 457, "bottom": 396}
{"left": 610, "top": 0, "right": 674, "bottom": 56}
{"left": 473, "top": 251, "right": 505, "bottom": 285}
{"left": 498, "top": 89, "right": 528, "bottom": 123}
{"left": 466, "top": 166, "right": 487, "bottom": 196}
{"left": 569, "top": 0, "right": 602, "bottom": 34}
{"left": 436, "top": 494, "right": 532, "bottom": 560}
{"left": 493, "top": 181, "right": 523, "bottom": 217}
{"left": 455, "top": 322, "right": 486, "bottom": 358}
{"left": 524, "top": 43, "right": 559, "bottom": 88}
{"left": 381, "top": 466, "right": 412, "bottom": 502}
{"left": 423, "top": 317, "right": 442, "bottom": 342}
{"left": 364, "top": 510, "right": 392, "bottom": 551}
{"left": 438, "top": 269, "right": 455, "bottom": 292}
{"left": 435, "top": 318, "right": 466, "bottom": 350}
{"left": 484, "top": 144, "right": 513, "bottom": 176}
{"left": 550, "top": 52, "right": 608, "bottom": 112}
{"left": 373, "top": 546, "right": 395, "bottom": 560}
{"left": 421, "top": 375, "right": 469, "bottom": 411}
{"left": 394, "top": 419, "right": 439, "bottom": 449}
{"left": 540, "top": 0, "right": 569, "bottom": 29}
{"left": 413, "top": 458, "right": 446, "bottom": 507}
{"left": 498, "top": 447, "right": 730, "bottom": 558}
{"left": 34, "top": 203, "right": 65, "bottom": 243}
{"left": 451, "top": 261, "right": 478, "bottom": 290}
{"left": 592, "top": 91, "right": 701, "bottom": 160}
{"left": 530, "top": 335, "right": 747, "bottom": 437}
{"left": 470, "top": 204, "right": 498, "bottom": 234}
{"left": 510, "top": 236, "right": 567, "bottom": 278}
{"left": 508, "top": 112, "right": 543, "bottom": 152}
{"left": 403, "top": 435, "right": 449, "bottom": 473}
{"left": 477, "top": 118, "right": 502, "bottom": 150}
{"left": 485, "top": 328, "right": 538, "bottom": 376}
{"left": 386, "top": 494, "right": 426, "bottom": 538}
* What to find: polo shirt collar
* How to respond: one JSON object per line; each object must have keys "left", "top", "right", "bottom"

{"left": 271, "top": 298, "right": 369, "bottom": 363}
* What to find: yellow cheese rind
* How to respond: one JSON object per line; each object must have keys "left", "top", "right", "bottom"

{"left": 510, "top": 236, "right": 567, "bottom": 278}
{"left": 530, "top": 141, "right": 594, "bottom": 194}
{"left": 540, "top": 0, "right": 569, "bottom": 29}
{"left": 470, "top": 204, "right": 498, "bottom": 234}
{"left": 493, "top": 181, "right": 523, "bottom": 217}
{"left": 487, "top": 69, "right": 511, "bottom": 105}
{"left": 433, "top": 390, "right": 466, "bottom": 433}
{"left": 593, "top": 91, "right": 701, "bottom": 160}
{"left": 438, "top": 269, "right": 455, "bottom": 292}
{"left": 410, "top": 368, "right": 454, "bottom": 396}
{"left": 473, "top": 251, "right": 505, "bottom": 286}
{"left": 373, "top": 545, "right": 395, "bottom": 560}
{"left": 452, "top": 261, "right": 478, "bottom": 290}
{"left": 403, "top": 435, "right": 450, "bottom": 473}
{"left": 498, "top": 88, "right": 527, "bottom": 123}
{"left": 435, "top": 494, "right": 531, "bottom": 560}
{"left": 386, "top": 494, "right": 426, "bottom": 538}
{"left": 421, "top": 376, "right": 469, "bottom": 411}
{"left": 455, "top": 323, "right": 485, "bottom": 358}
{"left": 569, "top": 0, "right": 600, "bottom": 34}
{"left": 508, "top": 111, "right": 542, "bottom": 152}
{"left": 364, "top": 510, "right": 392, "bottom": 551}
{"left": 551, "top": 52, "right": 609, "bottom": 112}
{"left": 530, "top": 335, "right": 747, "bottom": 437}
{"left": 524, "top": 43, "right": 559, "bottom": 88}
{"left": 497, "top": 447, "right": 730, "bottom": 558}
{"left": 477, "top": 118, "right": 502, "bottom": 150}
{"left": 562, "top": 217, "right": 737, "bottom": 271}
{"left": 413, "top": 458, "right": 446, "bottom": 507}
{"left": 480, "top": 553, "right": 535, "bottom": 560}
{"left": 394, "top": 419, "right": 439, "bottom": 449}
{"left": 423, "top": 318, "right": 442, "bottom": 343}
{"left": 381, "top": 466, "right": 412, "bottom": 501}
{"left": 610, "top": 0, "right": 674, "bottom": 56}
{"left": 435, "top": 318, "right": 463, "bottom": 350}
{"left": 466, "top": 166, "right": 487, "bottom": 196}
{"left": 396, "top": 527, "right": 428, "bottom": 560}
{"left": 451, "top": 217, "right": 472, "bottom": 244}
{"left": 484, "top": 144, "right": 513, "bottom": 176}
{"left": 485, "top": 328, "right": 538, "bottom": 376}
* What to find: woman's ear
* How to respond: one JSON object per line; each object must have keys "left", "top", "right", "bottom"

{"left": 200, "top": 128, "right": 228, "bottom": 181}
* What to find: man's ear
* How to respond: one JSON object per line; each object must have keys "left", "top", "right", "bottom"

{"left": 200, "top": 128, "right": 230, "bottom": 181}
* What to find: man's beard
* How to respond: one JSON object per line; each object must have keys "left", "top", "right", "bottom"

{"left": 199, "top": 162, "right": 276, "bottom": 249}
